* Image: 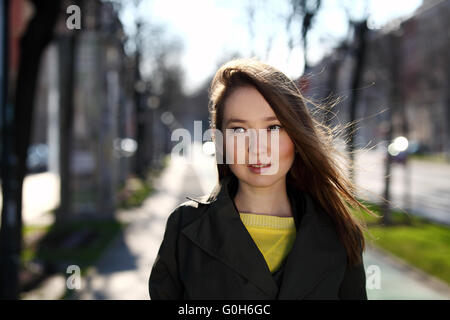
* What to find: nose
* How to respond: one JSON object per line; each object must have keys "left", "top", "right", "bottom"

{"left": 248, "top": 129, "right": 270, "bottom": 164}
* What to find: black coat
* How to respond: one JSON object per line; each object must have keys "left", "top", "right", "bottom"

{"left": 149, "top": 175, "right": 367, "bottom": 300}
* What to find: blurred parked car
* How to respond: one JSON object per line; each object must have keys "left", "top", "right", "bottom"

{"left": 391, "top": 150, "right": 408, "bottom": 164}
{"left": 407, "top": 140, "right": 430, "bottom": 155}
{"left": 27, "top": 143, "right": 48, "bottom": 174}
{"left": 389, "top": 140, "right": 431, "bottom": 164}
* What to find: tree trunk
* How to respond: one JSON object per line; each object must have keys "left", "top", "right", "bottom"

{"left": 0, "top": 0, "right": 60, "bottom": 299}
{"left": 57, "top": 34, "right": 76, "bottom": 224}
{"left": 381, "top": 119, "right": 393, "bottom": 226}
{"left": 347, "top": 20, "right": 368, "bottom": 183}
{"left": 0, "top": 0, "right": 16, "bottom": 300}
{"left": 381, "top": 32, "right": 402, "bottom": 226}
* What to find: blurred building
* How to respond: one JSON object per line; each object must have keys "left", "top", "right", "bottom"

{"left": 306, "top": 0, "right": 450, "bottom": 154}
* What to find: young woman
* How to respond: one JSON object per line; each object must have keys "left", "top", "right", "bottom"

{"left": 149, "top": 58, "right": 375, "bottom": 300}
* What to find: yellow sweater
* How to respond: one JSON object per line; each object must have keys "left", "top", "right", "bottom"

{"left": 239, "top": 212, "right": 296, "bottom": 273}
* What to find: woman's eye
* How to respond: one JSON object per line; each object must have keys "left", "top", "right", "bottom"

{"left": 232, "top": 127, "right": 246, "bottom": 134}
{"left": 230, "top": 125, "right": 281, "bottom": 134}
{"left": 268, "top": 124, "right": 282, "bottom": 131}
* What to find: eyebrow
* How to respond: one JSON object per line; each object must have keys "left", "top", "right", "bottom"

{"left": 225, "top": 116, "right": 279, "bottom": 126}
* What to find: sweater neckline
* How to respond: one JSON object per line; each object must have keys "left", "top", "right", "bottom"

{"left": 239, "top": 212, "right": 296, "bottom": 230}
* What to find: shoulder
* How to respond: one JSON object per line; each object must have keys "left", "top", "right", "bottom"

{"left": 158, "top": 198, "right": 210, "bottom": 252}
{"left": 165, "top": 197, "right": 211, "bottom": 231}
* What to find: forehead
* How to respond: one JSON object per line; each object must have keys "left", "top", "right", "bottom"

{"left": 223, "top": 86, "right": 277, "bottom": 121}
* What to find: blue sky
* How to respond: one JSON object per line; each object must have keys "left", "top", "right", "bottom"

{"left": 120, "top": 0, "right": 423, "bottom": 95}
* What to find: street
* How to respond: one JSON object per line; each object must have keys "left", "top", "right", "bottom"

{"left": 354, "top": 149, "right": 450, "bottom": 225}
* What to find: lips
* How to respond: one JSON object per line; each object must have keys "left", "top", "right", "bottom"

{"left": 247, "top": 163, "right": 271, "bottom": 168}
{"left": 247, "top": 163, "right": 272, "bottom": 173}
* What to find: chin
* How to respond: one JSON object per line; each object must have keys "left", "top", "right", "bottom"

{"left": 233, "top": 166, "right": 286, "bottom": 188}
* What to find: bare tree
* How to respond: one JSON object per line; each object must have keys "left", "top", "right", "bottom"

{"left": 245, "top": 0, "right": 277, "bottom": 60}
{"left": 246, "top": 0, "right": 257, "bottom": 57}
{"left": 57, "top": 0, "right": 80, "bottom": 225}
{"left": 138, "top": 22, "right": 186, "bottom": 167}
{"left": 285, "top": 0, "right": 322, "bottom": 72}
{"left": 346, "top": 19, "right": 369, "bottom": 183}
{"left": 381, "top": 31, "right": 404, "bottom": 225}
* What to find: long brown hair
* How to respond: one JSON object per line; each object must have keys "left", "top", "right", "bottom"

{"left": 208, "top": 58, "right": 378, "bottom": 267}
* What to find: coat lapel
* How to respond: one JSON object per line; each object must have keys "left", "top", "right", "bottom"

{"left": 182, "top": 175, "right": 278, "bottom": 297}
{"left": 277, "top": 189, "right": 347, "bottom": 299}
{"left": 183, "top": 175, "right": 347, "bottom": 300}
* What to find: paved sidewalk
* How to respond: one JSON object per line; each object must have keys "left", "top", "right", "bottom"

{"left": 364, "top": 245, "right": 450, "bottom": 299}
{"left": 73, "top": 145, "right": 450, "bottom": 300}
{"left": 74, "top": 155, "right": 205, "bottom": 299}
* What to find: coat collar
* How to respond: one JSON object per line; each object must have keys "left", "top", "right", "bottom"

{"left": 183, "top": 175, "right": 346, "bottom": 299}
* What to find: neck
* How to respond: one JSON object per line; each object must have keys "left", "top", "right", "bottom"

{"left": 233, "top": 177, "right": 292, "bottom": 217}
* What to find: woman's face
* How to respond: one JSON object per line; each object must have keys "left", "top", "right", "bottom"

{"left": 221, "top": 85, "right": 296, "bottom": 188}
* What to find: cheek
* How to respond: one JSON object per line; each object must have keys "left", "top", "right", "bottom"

{"left": 223, "top": 135, "right": 245, "bottom": 177}
{"left": 226, "top": 137, "right": 246, "bottom": 177}
{"left": 224, "top": 135, "right": 241, "bottom": 163}
{"left": 224, "top": 134, "right": 251, "bottom": 163}
{"left": 274, "top": 133, "right": 295, "bottom": 165}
